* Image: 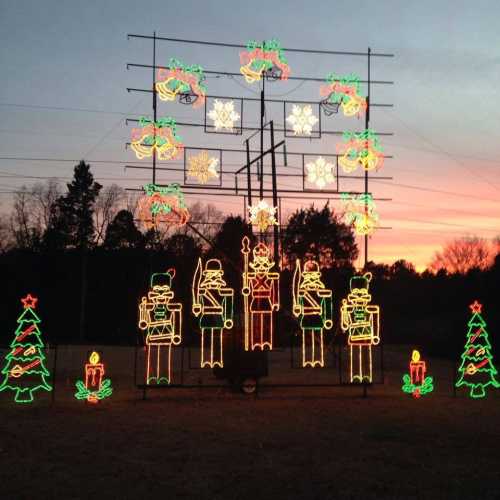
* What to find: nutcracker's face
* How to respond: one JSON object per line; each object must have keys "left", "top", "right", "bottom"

{"left": 302, "top": 261, "right": 322, "bottom": 290}
{"left": 250, "top": 243, "right": 274, "bottom": 272}
{"left": 148, "top": 285, "right": 173, "bottom": 304}
{"left": 201, "top": 259, "right": 225, "bottom": 288}
{"left": 348, "top": 272, "right": 372, "bottom": 305}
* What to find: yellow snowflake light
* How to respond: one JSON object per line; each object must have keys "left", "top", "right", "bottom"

{"left": 286, "top": 105, "right": 318, "bottom": 136}
{"left": 305, "top": 157, "right": 335, "bottom": 189}
{"left": 187, "top": 150, "right": 219, "bottom": 184}
{"left": 249, "top": 199, "right": 278, "bottom": 232}
{"left": 208, "top": 100, "right": 240, "bottom": 131}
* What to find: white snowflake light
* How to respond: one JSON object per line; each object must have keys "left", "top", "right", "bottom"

{"left": 249, "top": 199, "right": 278, "bottom": 232}
{"left": 286, "top": 104, "right": 318, "bottom": 136}
{"left": 306, "top": 156, "right": 335, "bottom": 189}
{"left": 187, "top": 150, "right": 219, "bottom": 184}
{"left": 208, "top": 100, "right": 240, "bottom": 131}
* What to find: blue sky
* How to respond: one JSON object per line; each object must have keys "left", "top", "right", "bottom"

{"left": 1, "top": 0, "right": 499, "bottom": 268}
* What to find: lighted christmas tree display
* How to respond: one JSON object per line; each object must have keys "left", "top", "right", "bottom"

{"left": 0, "top": 294, "right": 52, "bottom": 403}
{"left": 456, "top": 301, "right": 499, "bottom": 399}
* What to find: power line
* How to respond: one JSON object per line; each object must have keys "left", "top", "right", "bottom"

{"left": 371, "top": 179, "right": 500, "bottom": 204}
{"left": 3, "top": 155, "right": 499, "bottom": 206}
{"left": 381, "top": 108, "right": 500, "bottom": 193}
{"left": 127, "top": 33, "right": 395, "bottom": 58}
{"left": 386, "top": 216, "right": 500, "bottom": 234}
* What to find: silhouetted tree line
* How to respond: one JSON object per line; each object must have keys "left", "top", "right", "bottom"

{"left": 0, "top": 162, "right": 497, "bottom": 360}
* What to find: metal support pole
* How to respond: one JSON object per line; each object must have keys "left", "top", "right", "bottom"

{"left": 51, "top": 343, "right": 58, "bottom": 405}
{"left": 246, "top": 139, "right": 252, "bottom": 207}
{"left": 380, "top": 343, "right": 385, "bottom": 384}
{"left": 364, "top": 47, "right": 371, "bottom": 268}
{"left": 259, "top": 83, "right": 265, "bottom": 199}
{"left": 270, "top": 121, "right": 279, "bottom": 267}
{"left": 152, "top": 31, "right": 157, "bottom": 185}
{"left": 452, "top": 359, "right": 457, "bottom": 397}
{"left": 339, "top": 342, "right": 343, "bottom": 384}
{"left": 180, "top": 345, "right": 185, "bottom": 385}
{"left": 133, "top": 343, "right": 138, "bottom": 387}
{"left": 365, "top": 47, "right": 371, "bottom": 267}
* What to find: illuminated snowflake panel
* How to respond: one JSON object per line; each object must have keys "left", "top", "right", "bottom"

{"left": 286, "top": 105, "right": 318, "bottom": 136}
{"left": 306, "top": 157, "right": 335, "bottom": 189}
{"left": 208, "top": 100, "right": 240, "bottom": 131}
{"left": 249, "top": 199, "right": 278, "bottom": 232}
{"left": 187, "top": 150, "right": 219, "bottom": 184}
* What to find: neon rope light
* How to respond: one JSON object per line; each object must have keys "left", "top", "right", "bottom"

{"left": 337, "top": 129, "right": 384, "bottom": 173}
{"left": 137, "top": 183, "right": 189, "bottom": 230}
{"left": 192, "top": 258, "right": 234, "bottom": 368}
{"left": 75, "top": 351, "right": 113, "bottom": 403}
{"left": 319, "top": 73, "right": 367, "bottom": 118}
{"left": 242, "top": 237, "right": 280, "bottom": 351}
{"left": 248, "top": 199, "right": 278, "bottom": 232}
{"left": 402, "top": 350, "right": 434, "bottom": 398}
{"left": 340, "top": 273, "right": 380, "bottom": 383}
{"left": 138, "top": 269, "right": 182, "bottom": 385}
{"left": 456, "top": 301, "right": 499, "bottom": 398}
{"left": 239, "top": 39, "right": 290, "bottom": 83}
{"left": 305, "top": 157, "right": 335, "bottom": 189}
{"left": 207, "top": 100, "right": 240, "bottom": 132}
{"left": 156, "top": 58, "right": 207, "bottom": 108}
{"left": 341, "top": 192, "right": 379, "bottom": 235}
{"left": 130, "top": 117, "right": 184, "bottom": 161}
{"left": 0, "top": 294, "right": 52, "bottom": 403}
{"left": 286, "top": 105, "right": 318, "bottom": 136}
{"left": 187, "top": 150, "right": 219, "bottom": 184}
{"left": 292, "top": 260, "right": 333, "bottom": 368}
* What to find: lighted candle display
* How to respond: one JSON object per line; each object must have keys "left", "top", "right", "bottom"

{"left": 403, "top": 349, "right": 434, "bottom": 398}
{"left": 85, "top": 351, "right": 104, "bottom": 393}
{"left": 75, "top": 351, "right": 112, "bottom": 403}
{"left": 410, "top": 350, "right": 426, "bottom": 385}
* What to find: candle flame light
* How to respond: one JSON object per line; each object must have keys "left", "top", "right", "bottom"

{"left": 89, "top": 351, "right": 100, "bottom": 365}
{"left": 412, "top": 350, "right": 420, "bottom": 363}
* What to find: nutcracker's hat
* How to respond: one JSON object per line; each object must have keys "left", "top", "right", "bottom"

{"left": 150, "top": 268, "right": 176, "bottom": 289}
{"left": 253, "top": 242, "right": 270, "bottom": 259}
{"left": 350, "top": 272, "right": 372, "bottom": 292}
{"left": 304, "top": 261, "right": 320, "bottom": 273}
{"left": 205, "top": 259, "right": 222, "bottom": 271}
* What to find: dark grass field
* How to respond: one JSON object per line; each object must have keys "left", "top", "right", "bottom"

{"left": 1, "top": 346, "right": 499, "bottom": 500}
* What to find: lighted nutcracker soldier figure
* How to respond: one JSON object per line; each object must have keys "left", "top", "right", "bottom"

{"left": 138, "top": 269, "right": 182, "bottom": 385}
{"left": 292, "top": 259, "right": 333, "bottom": 367}
{"left": 241, "top": 236, "right": 280, "bottom": 351}
{"left": 192, "top": 258, "right": 234, "bottom": 368}
{"left": 340, "top": 272, "right": 380, "bottom": 383}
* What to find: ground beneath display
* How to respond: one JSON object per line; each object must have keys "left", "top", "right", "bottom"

{"left": 1, "top": 346, "right": 499, "bottom": 499}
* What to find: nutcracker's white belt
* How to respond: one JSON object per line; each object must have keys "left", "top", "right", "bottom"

{"left": 203, "top": 306, "right": 223, "bottom": 314}
{"left": 147, "top": 333, "right": 173, "bottom": 343}
{"left": 303, "top": 307, "right": 321, "bottom": 314}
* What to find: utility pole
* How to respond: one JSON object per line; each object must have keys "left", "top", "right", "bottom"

{"left": 364, "top": 47, "right": 371, "bottom": 268}
{"left": 152, "top": 31, "right": 157, "bottom": 185}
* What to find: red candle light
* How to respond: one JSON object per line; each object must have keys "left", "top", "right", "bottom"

{"left": 410, "top": 350, "right": 426, "bottom": 385}
{"left": 85, "top": 351, "right": 104, "bottom": 395}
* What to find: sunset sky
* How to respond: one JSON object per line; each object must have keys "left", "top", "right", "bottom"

{"left": 1, "top": 0, "right": 499, "bottom": 270}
